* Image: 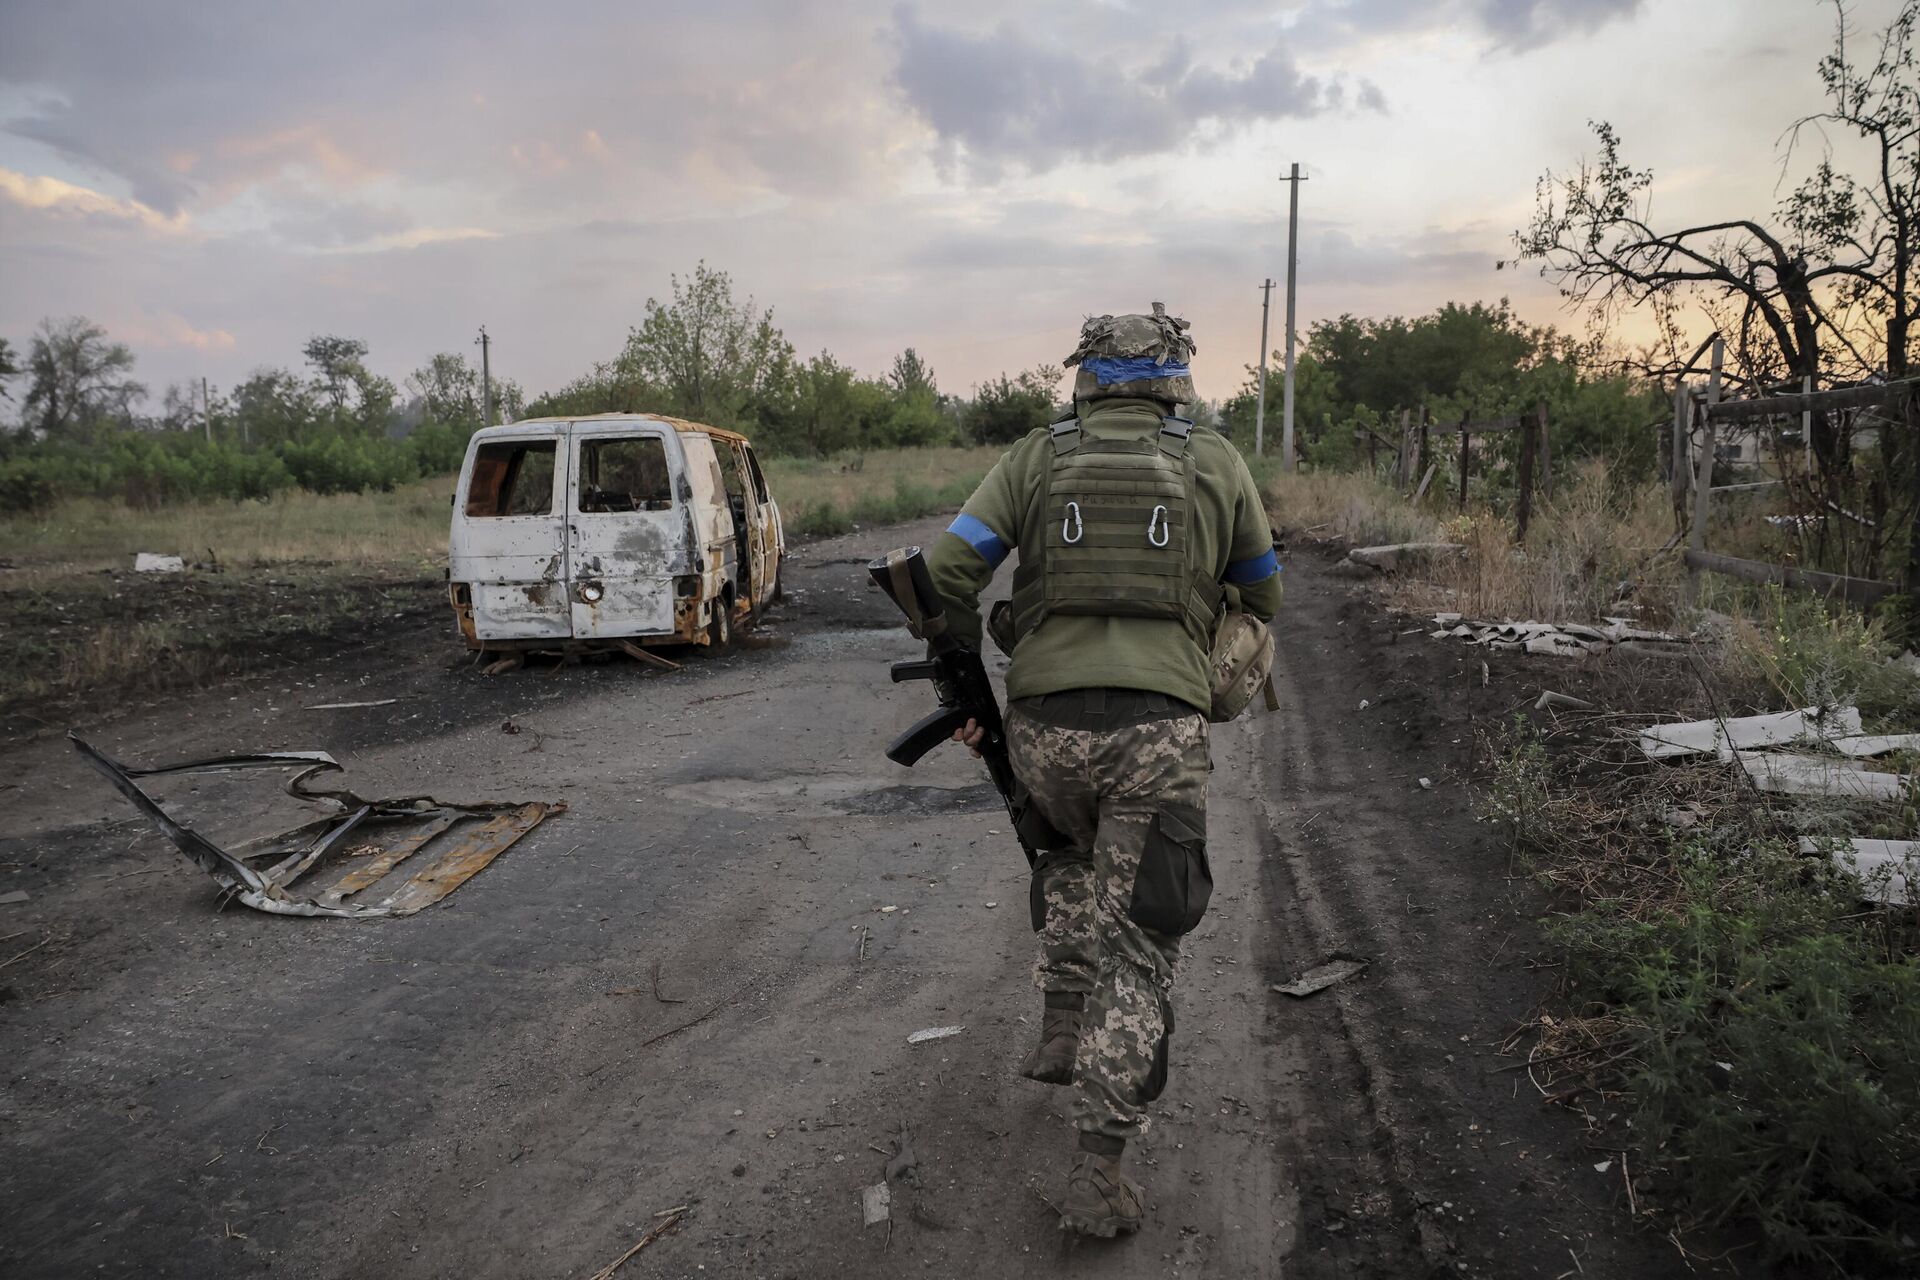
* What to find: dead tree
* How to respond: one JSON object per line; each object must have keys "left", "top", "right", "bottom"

{"left": 1507, "top": 1, "right": 1918, "bottom": 479}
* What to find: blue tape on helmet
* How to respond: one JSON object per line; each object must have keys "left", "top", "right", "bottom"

{"left": 1081, "top": 356, "right": 1192, "bottom": 386}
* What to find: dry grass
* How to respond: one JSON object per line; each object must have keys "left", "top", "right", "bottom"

{"left": 1389, "top": 462, "right": 1683, "bottom": 624}
{"left": 1260, "top": 468, "right": 1445, "bottom": 546}
{"left": 763, "top": 446, "right": 1002, "bottom": 535}
{"left": 0, "top": 445, "right": 1006, "bottom": 577}
{"left": 0, "top": 478, "right": 456, "bottom": 575}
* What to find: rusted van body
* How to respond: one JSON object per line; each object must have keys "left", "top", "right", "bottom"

{"left": 448, "top": 414, "right": 783, "bottom": 652}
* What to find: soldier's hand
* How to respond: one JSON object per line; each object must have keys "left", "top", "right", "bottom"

{"left": 951, "top": 718, "right": 986, "bottom": 758}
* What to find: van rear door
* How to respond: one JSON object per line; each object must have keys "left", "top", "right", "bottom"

{"left": 566, "top": 428, "right": 682, "bottom": 639}
{"left": 451, "top": 432, "right": 571, "bottom": 641}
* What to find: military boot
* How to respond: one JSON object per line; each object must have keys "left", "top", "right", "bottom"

{"left": 1019, "top": 992, "right": 1084, "bottom": 1085}
{"left": 1057, "top": 1134, "right": 1144, "bottom": 1238}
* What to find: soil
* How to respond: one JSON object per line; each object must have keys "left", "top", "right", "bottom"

{"left": 0, "top": 517, "right": 1736, "bottom": 1278}
{"left": 0, "top": 563, "right": 445, "bottom": 739}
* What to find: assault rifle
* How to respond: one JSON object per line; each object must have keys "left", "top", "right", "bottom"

{"left": 869, "top": 546, "right": 1048, "bottom": 867}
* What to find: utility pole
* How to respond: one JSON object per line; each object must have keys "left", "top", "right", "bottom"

{"left": 1280, "top": 163, "right": 1307, "bottom": 472}
{"left": 475, "top": 326, "right": 494, "bottom": 428}
{"left": 1254, "top": 278, "right": 1274, "bottom": 456}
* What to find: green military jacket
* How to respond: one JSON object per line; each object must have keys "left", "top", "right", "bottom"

{"left": 927, "top": 398, "right": 1282, "bottom": 713}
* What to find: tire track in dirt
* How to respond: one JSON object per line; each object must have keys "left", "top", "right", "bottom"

{"left": 1250, "top": 553, "right": 1702, "bottom": 1280}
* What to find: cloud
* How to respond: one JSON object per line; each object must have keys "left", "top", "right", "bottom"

{"left": 1287, "top": 0, "right": 1645, "bottom": 53}
{"left": 337, "top": 226, "right": 502, "bottom": 254}
{"left": 0, "top": 166, "right": 190, "bottom": 234}
{"left": 1474, "top": 0, "right": 1644, "bottom": 50}
{"left": 888, "top": 8, "right": 1379, "bottom": 174}
{"left": 116, "top": 309, "right": 236, "bottom": 352}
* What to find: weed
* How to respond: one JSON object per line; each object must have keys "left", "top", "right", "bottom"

{"left": 1722, "top": 584, "right": 1920, "bottom": 723}
{"left": 1554, "top": 837, "right": 1920, "bottom": 1269}
{"left": 1480, "top": 713, "right": 1554, "bottom": 860}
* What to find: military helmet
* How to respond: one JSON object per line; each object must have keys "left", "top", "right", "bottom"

{"left": 1063, "top": 302, "right": 1197, "bottom": 408}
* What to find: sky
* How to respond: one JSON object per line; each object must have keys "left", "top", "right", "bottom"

{"left": 0, "top": 0, "right": 1898, "bottom": 411}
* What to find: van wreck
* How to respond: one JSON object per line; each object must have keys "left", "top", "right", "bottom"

{"left": 448, "top": 414, "right": 784, "bottom": 657}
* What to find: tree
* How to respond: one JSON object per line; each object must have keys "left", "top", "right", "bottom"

{"left": 965, "top": 368, "right": 1060, "bottom": 445}
{"left": 0, "top": 337, "right": 19, "bottom": 403}
{"left": 23, "top": 317, "right": 145, "bottom": 440}
{"left": 229, "top": 368, "right": 320, "bottom": 447}
{"left": 619, "top": 261, "right": 794, "bottom": 427}
{"left": 303, "top": 335, "right": 370, "bottom": 411}
{"left": 1510, "top": 2, "right": 1917, "bottom": 471}
{"left": 888, "top": 348, "right": 938, "bottom": 399}
{"left": 407, "top": 352, "right": 524, "bottom": 431}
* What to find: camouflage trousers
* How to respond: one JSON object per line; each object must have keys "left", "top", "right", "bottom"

{"left": 1006, "top": 696, "right": 1211, "bottom": 1141}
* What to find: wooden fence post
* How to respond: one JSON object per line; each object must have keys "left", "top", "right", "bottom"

{"left": 1418, "top": 404, "right": 1430, "bottom": 486}
{"left": 1905, "top": 386, "right": 1920, "bottom": 633}
{"left": 1685, "top": 338, "right": 1725, "bottom": 604}
{"left": 1457, "top": 414, "right": 1471, "bottom": 512}
{"left": 1516, "top": 407, "right": 1538, "bottom": 543}
{"left": 1536, "top": 400, "right": 1552, "bottom": 496}
{"left": 1670, "top": 380, "right": 1691, "bottom": 532}
{"left": 1395, "top": 407, "right": 1410, "bottom": 484}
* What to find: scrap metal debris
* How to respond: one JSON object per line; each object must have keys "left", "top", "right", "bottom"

{"left": 1638, "top": 706, "right": 1863, "bottom": 761}
{"left": 1431, "top": 615, "right": 1687, "bottom": 658}
{"left": 1272, "top": 955, "right": 1368, "bottom": 998}
{"left": 1636, "top": 705, "right": 1913, "bottom": 801}
{"left": 69, "top": 733, "right": 563, "bottom": 919}
{"left": 1737, "top": 751, "right": 1907, "bottom": 801}
{"left": 133, "top": 553, "right": 184, "bottom": 573}
{"left": 1799, "top": 837, "right": 1918, "bottom": 905}
{"left": 1535, "top": 691, "right": 1594, "bottom": 712}
{"left": 861, "top": 1182, "right": 891, "bottom": 1227}
{"left": 0, "top": 890, "right": 28, "bottom": 906}
{"left": 906, "top": 1025, "right": 964, "bottom": 1045}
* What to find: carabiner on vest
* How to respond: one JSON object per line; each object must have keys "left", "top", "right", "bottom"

{"left": 1063, "top": 501, "right": 1083, "bottom": 544}
{"left": 1147, "top": 504, "right": 1170, "bottom": 548}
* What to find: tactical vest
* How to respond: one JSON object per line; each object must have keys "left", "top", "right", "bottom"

{"left": 1009, "top": 416, "right": 1223, "bottom": 647}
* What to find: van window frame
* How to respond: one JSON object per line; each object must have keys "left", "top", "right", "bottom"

{"left": 574, "top": 432, "right": 676, "bottom": 515}
{"left": 464, "top": 437, "right": 560, "bottom": 518}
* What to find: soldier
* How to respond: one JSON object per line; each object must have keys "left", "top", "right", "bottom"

{"left": 925, "top": 304, "right": 1282, "bottom": 1237}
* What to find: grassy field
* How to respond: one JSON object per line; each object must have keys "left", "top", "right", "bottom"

{"left": 0, "top": 445, "right": 1006, "bottom": 577}
{"left": 764, "top": 445, "right": 1000, "bottom": 536}
{"left": 0, "top": 445, "right": 1001, "bottom": 729}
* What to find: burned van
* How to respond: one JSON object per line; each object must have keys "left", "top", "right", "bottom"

{"left": 448, "top": 414, "right": 783, "bottom": 653}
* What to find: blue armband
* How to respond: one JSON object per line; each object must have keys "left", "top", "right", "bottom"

{"left": 946, "top": 513, "right": 1009, "bottom": 568}
{"left": 1224, "top": 547, "right": 1280, "bottom": 584}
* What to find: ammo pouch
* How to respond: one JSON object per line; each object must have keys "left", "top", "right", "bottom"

{"left": 1128, "top": 801, "right": 1212, "bottom": 936}
{"left": 987, "top": 599, "right": 1017, "bottom": 658}
{"left": 1207, "top": 604, "right": 1278, "bottom": 723}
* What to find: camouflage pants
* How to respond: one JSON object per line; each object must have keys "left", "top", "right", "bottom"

{"left": 1006, "top": 699, "right": 1211, "bottom": 1141}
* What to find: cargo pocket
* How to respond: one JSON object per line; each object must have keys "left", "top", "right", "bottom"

{"left": 1127, "top": 802, "right": 1211, "bottom": 936}
{"left": 1027, "top": 853, "right": 1055, "bottom": 932}
{"left": 1140, "top": 989, "right": 1175, "bottom": 1103}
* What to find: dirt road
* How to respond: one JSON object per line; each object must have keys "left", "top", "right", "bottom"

{"left": 0, "top": 515, "right": 1705, "bottom": 1278}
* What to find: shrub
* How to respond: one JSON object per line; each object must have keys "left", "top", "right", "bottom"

{"left": 1555, "top": 839, "right": 1920, "bottom": 1268}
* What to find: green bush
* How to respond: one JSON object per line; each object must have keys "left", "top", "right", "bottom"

{"left": 278, "top": 434, "right": 418, "bottom": 495}
{"left": 1554, "top": 836, "right": 1920, "bottom": 1270}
